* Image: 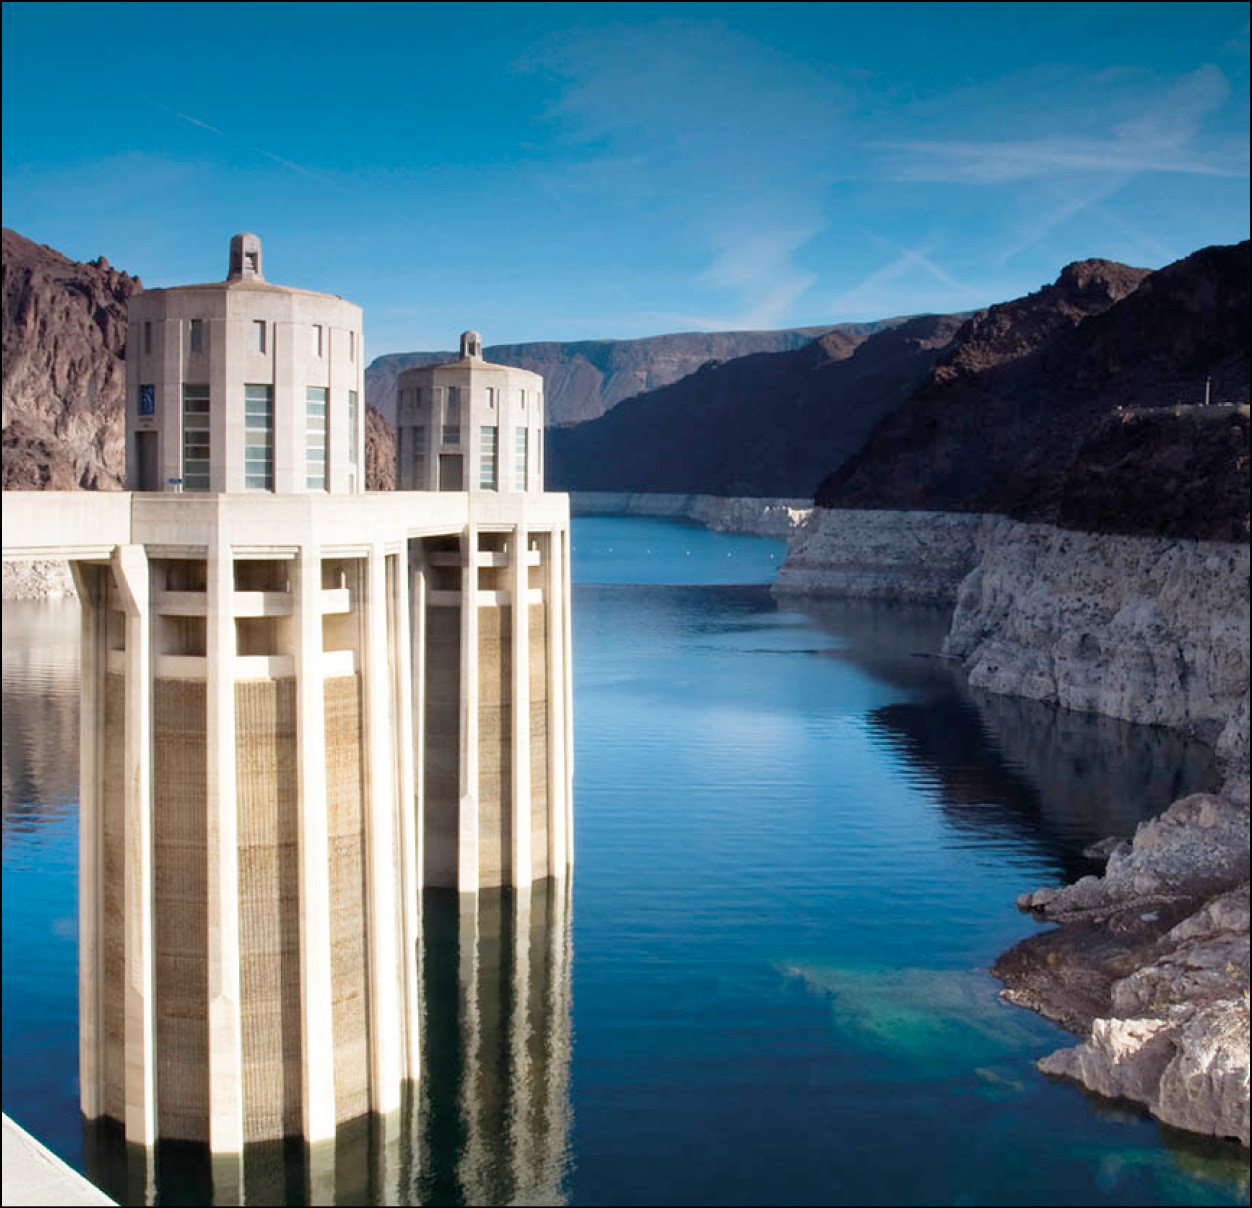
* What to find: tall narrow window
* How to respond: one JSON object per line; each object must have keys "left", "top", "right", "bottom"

{"left": 348, "top": 389, "right": 359, "bottom": 466}
{"left": 412, "top": 425, "right": 427, "bottom": 484}
{"left": 182, "top": 384, "right": 210, "bottom": 490}
{"left": 244, "top": 384, "right": 273, "bottom": 490}
{"left": 349, "top": 331, "right": 356, "bottom": 362}
{"left": 189, "top": 319, "right": 205, "bottom": 353}
{"left": 253, "top": 320, "right": 267, "bottom": 353}
{"left": 485, "top": 387, "right": 496, "bottom": 409}
{"left": 514, "top": 427, "right": 529, "bottom": 491}
{"left": 443, "top": 386, "right": 461, "bottom": 445}
{"left": 479, "top": 426, "right": 498, "bottom": 491}
{"left": 312, "top": 325, "right": 324, "bottom": 357}
{"left": 306, "top": 387, "right": 327, "bottom": 490}
{"left": 144, "top": 322, "right": 153, "bottom": 355}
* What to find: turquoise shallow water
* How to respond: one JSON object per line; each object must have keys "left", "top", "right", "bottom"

{"left": 2, "top": 515, "right": 1246, "bottom": 1205}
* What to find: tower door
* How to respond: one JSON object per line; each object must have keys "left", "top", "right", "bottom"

{"left": 438, "top": 454, "right": 463, "bottom": 492}
{"left": 136, "top": 431, "right": 159, "bottom": 491}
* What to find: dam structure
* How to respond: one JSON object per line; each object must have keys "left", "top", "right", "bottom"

{"left": 0, "top": 234, "right": 574, "bottom": 1159}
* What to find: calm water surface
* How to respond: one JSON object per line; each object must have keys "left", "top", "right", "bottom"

{"left": 2, "top": 516, "right": 1246, "bottom": 1206}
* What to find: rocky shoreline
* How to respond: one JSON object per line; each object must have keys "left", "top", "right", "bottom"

{"left": 777, "top": 505, "right": 1251, "bottom": 1148}
{"left": 998, "top": 791, "right": 1249, "bottom": 1147}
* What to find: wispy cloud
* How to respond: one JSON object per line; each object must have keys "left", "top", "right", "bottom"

{"left": 1087, "top": 204, "right": 1179, "bottom": 264}
{"left": 833, "top": 235, "right": 977, "bottom": 306}
{"left": 873, "top": 66, "right": 1246, "bottom": 184}
{"left": 516, "top": 19, "right": 847, "bottom": 329}
{"left": 136, "top": 95, "right": 340, "bottom": 185}
{"left": 994, "top": 174, "right": 1132, "bottom": 266}
{"left": 648, "top": 223, "right": 823, "bottom": 331}
{"left": 823, "top": 234, "right": 987, "bottom": 318}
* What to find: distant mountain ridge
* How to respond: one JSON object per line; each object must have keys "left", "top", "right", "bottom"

{"left": 546, "top": 314, "right": 966, "bottom": 498}
{"left": 364, "top": 322, "right": 905, "bottom": 428}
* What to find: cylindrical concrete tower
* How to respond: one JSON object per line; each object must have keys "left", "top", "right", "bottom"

{"left": 395, "top": 333, "right": 571, "bottom": 893}
{"left": 78, "top": 238, "right": 409, "bottom": 1166}
{"left": 126, "top": 234, "right": 366, "bottom": 494}
{"left": 395, "top": 331, "right": 546, "bottom": 493}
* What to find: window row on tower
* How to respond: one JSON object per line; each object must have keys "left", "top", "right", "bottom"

{"left": 157, "top": 382, "right": 359, "bottom": 492}
{"left": 397, "top": 423, "right": 543, "bottom": 493}
{"left": 142, "top": 319, "right": 359, "bottom": 362}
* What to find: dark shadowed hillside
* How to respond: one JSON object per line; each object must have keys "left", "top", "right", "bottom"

{"left": 817, "top": 243, "right": 1250, "bottom": 538}
{"left": 545, "top": 314, "right": 965, "bottom": 498}
{"left": 364, "top": 323, "right": 905, "bottom": 428}
{"left": 1058, "top": 405, "right": 1249, "bottom": 541}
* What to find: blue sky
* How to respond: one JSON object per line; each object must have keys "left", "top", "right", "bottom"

{"left": 3, "top": 2, "right": 1248, "bottom": 357}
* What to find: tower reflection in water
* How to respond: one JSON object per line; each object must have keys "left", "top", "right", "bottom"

{"left": 84, "top": 879, "right": 573, "bottom": 1206}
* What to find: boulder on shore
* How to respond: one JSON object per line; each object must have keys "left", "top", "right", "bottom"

{"left": 995, "top": 792, "right": 1250, "bottom": 1148}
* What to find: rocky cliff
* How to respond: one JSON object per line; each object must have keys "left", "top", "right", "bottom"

{"left": 773, "top": 508, "right": 987, "bottom": 603}
{"left": 569, "top": 492, "right": 811, "bottom": 540}
{"left": 364, "top": 406, "right": 396, "bottom": 491}
{"left": 943, "top": 519, "right": 1250, "bottom": 778}
{"left": 2, "top": 229, "right": 139, "bottom": 490}
{"left": 547, "top": 314, "right": 965, "bottom": 498}
{"left": 364, "top": 323, "right": 896, "bottom": 428}
{"left": 937, "top": 514, "right": 1251, "bottom": 1146}
{"left": 817, "top": 243, "right": 1250, "bottom": 527}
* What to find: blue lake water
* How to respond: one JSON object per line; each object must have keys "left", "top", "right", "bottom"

{"left": 2, "top": 515, "right": 1246, "bottom": 1205}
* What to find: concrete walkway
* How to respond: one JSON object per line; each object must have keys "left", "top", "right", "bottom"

{"left": 2, "top": 1115, "right": 115, "bottom": 1206}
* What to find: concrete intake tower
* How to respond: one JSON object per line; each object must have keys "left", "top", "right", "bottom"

{"left": 0, "top": 234, "right": 574, "bottom": 1157}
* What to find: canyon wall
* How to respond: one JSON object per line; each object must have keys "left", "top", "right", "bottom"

{"left": 944, "top": 518, "right": 1249, "bottom": 797}
{"left": 772, "top": 508, "right": 988, "bottom": 603}
{"left": 569, "top": 492, "right": 810, "bottom": 540}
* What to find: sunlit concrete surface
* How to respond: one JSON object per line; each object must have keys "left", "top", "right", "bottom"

{"left": 2, "top": 1115, "right": 116, "bottom": 1206}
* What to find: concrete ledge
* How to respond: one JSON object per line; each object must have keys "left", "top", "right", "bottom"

{"left": 2, "top": 1115, "right": 116, "bottom": 1206}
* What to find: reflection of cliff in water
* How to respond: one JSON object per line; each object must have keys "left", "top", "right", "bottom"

{"left": 1, "top": 599, "right": 81, "bottom": 827}
{"left": 782, "top": 598, "right": 1217, "bottom": 883}
{"left": 84, "top": 879, "right": 573, "bottom": 1206}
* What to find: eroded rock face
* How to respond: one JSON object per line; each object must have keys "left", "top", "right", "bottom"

{"left": 1020, "top": 794, "right": 1251, "bottom": 919}
{"left": 998, "top": 796, "right": 1250, "bottom": 1148}
{"left": 2, "top": 229, "right": 140, "bottom": 491}
{"left": 1038, "top": 975, "right": 1250, "bottom": 1148}
{"left": 944, "top": 519, "right": 1250, "bottom": 750}
{"left": 773, "top": 508, "right": 989, "bottom": 603}
{"left": 569, "top": 492, "right": 812, "bottom": 540}
{"left": 364, "top": 405, "right": 395, "bottom": 491}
